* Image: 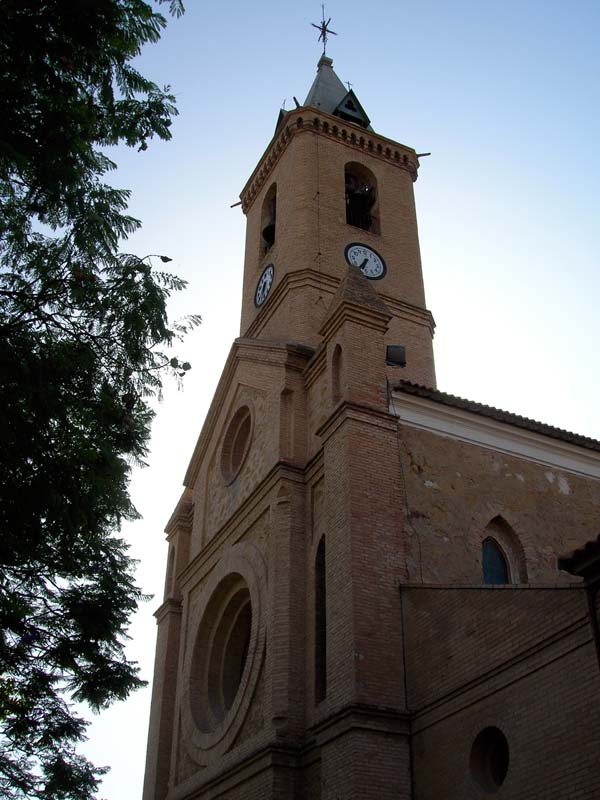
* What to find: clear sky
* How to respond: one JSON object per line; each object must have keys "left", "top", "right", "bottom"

{"left": 81, "top": 2, "right": 600, "bottom": 797}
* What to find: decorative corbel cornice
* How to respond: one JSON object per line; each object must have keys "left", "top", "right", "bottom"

{"left": 240, "top": 107, "right": 421, "bottom": 214}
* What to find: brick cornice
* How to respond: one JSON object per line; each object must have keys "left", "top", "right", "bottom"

{"left": 318, "top": 298, "right": 392, "bottom": 341}
{"left": 240, "top": 107, "right": 420, "bottom": 213}
{"left": 164, "top": 490, "right": 193, "bottom": 538}
{"left": 316, "top": 400, "right": 398, "bottom": 443}
{"left": 153, "top": 597, "right": 182, "bottom": 623}
{"left": 310, "top": 702, "right": 411, "bottom": 744}
{"left": 382, "top": 294, "right": 436, "bottom": 335}
{"left": 245, "top": 268, "right": 434, "bottom": 341}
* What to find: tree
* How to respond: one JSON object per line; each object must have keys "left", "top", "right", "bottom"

{"left": 0, "top": 2, "right": 198, "bottom": 797}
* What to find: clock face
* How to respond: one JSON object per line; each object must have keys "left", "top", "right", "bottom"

{"left": 254, "top": 263, "right": 274, "bottom": 307}
{"left": 344, "top": 243, "right": 387, "bottom": 280}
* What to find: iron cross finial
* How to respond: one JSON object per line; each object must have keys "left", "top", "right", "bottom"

{"left": 311, "top": 4, "right": 337, "bottom": 55}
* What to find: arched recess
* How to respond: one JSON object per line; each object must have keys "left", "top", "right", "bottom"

{"left": 280, "top": 388, "right": 293, "bottom": 461}
{"left": 181, "top": 541, "right": 267, "bottom": 763}
{"left": 331, "top": 344, "right": 343, "bottom": 405}
{"left": 260, "top": 183, "right": 277, "bottom": 256}
{"left": 345, "top": 162, "right": 379, "bottom": 234}
{"left": 314, "top": 536, "right": 327, "bottom": 704}
{"left": 482, "top": 516, "right": 528, "bottom": 584}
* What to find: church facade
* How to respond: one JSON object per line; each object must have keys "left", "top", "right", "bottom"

{"left": 143, "top": 56, "right": 600, "bottom": 800}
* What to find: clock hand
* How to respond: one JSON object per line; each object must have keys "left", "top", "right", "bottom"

{"left": 358, "top": 258, "right": 368, "bottom": 269}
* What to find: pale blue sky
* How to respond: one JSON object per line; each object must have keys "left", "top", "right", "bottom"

{"left": 82, "top": 3, "right": 600, "bottom": 797}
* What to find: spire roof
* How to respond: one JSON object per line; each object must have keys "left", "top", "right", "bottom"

{"left": 304, "top": 55, "right": 348, "bottom": 112}
{"left": 303, "top": 55, "right": 372, "bottom": 130}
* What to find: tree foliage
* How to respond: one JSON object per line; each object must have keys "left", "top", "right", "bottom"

{"left": 0, "top": 2, "right": 197, "bottom": 797}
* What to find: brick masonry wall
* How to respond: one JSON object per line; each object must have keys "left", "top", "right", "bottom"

{"left": 398, "top": 424, "right": 600, "bottom": 584}
{"left": 411, "top": 643, "right": 600, "bottom": 800}
{"left": 321, "top": 729, "right": 411, "bottom": 800}
{"left": 402, "top": 585, "right": 589, "bottom": 709}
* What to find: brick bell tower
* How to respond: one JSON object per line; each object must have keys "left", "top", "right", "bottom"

{"left": 240, "top": 54, "right": 436, "bottom": 388}
{"left": 143, "top": 54, "right": 434, "bottom": 800}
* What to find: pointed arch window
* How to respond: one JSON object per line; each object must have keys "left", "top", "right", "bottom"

{"left": 482, "top": 538, "right": 510, "bottom": 585}
{"left": 344, "top": 162, "right": 379, "bottom": 234}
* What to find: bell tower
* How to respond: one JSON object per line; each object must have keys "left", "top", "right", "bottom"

{"left": 144, "top": 52, "right": 435, "bottom": 800}
{"left": 240, "top": 54, "right": 436, "bottom": 387}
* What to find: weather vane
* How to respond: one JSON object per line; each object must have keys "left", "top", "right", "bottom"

{"left": 311, "top": 4, "right": 337, "bottom": 55}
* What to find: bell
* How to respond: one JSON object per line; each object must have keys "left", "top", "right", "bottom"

{"left": 262, "top": 222, "right": 275, "bottom": 249}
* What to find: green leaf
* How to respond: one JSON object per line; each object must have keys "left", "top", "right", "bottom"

{"left": 0, "top": 2, "right": 197, "bottom": 797}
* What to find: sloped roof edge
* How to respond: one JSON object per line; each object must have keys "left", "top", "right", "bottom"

{"left": 393, "top": 380, "right": 600, "bottom": 453}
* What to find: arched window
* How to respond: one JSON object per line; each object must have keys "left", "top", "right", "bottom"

{"left": 482, "top": 538, "right": 510, "bottom": 584}
{"left": 345, "top": 162, "right": 379, "bottom": 234}
{"left": 315, "top": 536, "right": 327, "bottom": 703}
{"left": 482, "top": 516, "right": 527, "bottom": 583}
{"left": 260, "top": 183, "right": 277, "bottom": 255}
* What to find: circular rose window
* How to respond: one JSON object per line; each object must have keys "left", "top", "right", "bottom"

{"left": 189, "top": 573, "right": 253, "bottom": 734}
{"left": 181, "top": 543, "right": 266, "bottom": 764}
{"left": 221, "top": 406, "right": 252, "bottom": 484}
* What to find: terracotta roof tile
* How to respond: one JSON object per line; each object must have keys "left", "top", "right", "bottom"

{"left": 393, "top": 380, "right": 600, "bottom": 453}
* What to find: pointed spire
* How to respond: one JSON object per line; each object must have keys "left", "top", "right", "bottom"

{"left": 303, "top": 56, "right": 373, "bottom": 130}
{"left": 304, "top": 55, "right": 348, "bottom": 112}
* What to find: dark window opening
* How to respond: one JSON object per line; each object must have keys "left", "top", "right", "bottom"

{"left": 222, "top": 600, "right": 252, "bottom": 712}
{"left": 483, "top": 538, "right": 510, "bottom": 584}
{"left": 470, "top": 726, "right": 509, "bottom": 792}
{"left": 345, "top": 163, "right": 379, "bottom": 233}
{"left": 336, "top": 99, "right": 359, "bottom": 123}
{"left": 332, "top": 344, "right": 343, "bottom": 404}
{"left": 315, "top": 537, "right": 327, "bottom": 703}
{"left": 333, "top": 91, "right": 370, "bottom": 129}
{"left": 261, "top": 184, "right": 277, "bottom": 254}
{"left": 221, "top": 405, "right": 252, "bottom": 484}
